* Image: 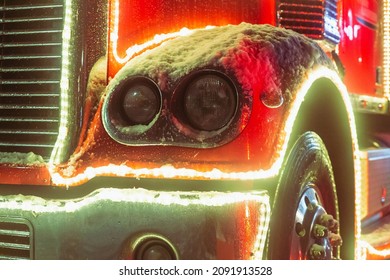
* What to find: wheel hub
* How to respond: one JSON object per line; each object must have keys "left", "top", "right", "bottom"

{"left": 293, "top": 187, "right": 342, "bottom": 260}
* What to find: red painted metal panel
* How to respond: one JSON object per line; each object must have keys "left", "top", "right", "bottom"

{"left": 0, "top": 165, "right": 51, "bottom": 186}
{"left": 108, "top": 0, "right": 275, "bottom": 78}
{"left": 338, "top": 0, "right": 382, "bottom": 96}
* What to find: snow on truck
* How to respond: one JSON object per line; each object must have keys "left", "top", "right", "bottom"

{"left": 0, "top": 0, "right": 389, "bottom": 260}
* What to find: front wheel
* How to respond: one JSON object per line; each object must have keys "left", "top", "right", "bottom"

{"left": 267, "top": 132, "right": 342, "bottom": 259}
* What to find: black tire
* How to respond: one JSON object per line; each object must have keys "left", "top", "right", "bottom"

{"left": 267, "top": 132, "right": 342, "bottom": 260}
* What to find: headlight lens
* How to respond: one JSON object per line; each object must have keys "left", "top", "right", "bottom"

{"left": 103, "top": 76, "right": 162, "bottom": 141}
{"left": 122, "top": 83, "right": 160, "bottom": 125}
{"left": 184, "top": 74, "right": 237, "bottom": 131}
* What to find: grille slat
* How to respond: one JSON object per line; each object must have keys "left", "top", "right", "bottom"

{"left": 1, "top": 55, "right": 62, "bottom": 60}
{"left": 0, "top": 117, "right": 59, "bottom": 123}
{"left": 1, "top": 67, "right": 61, "bottom": 72}
{"left": 1, "top": 16, "right": 63, "bottom": 23}
{"left": 0, "top": 4, "right": 63, "bottom": 12}
{"left": 0, "top": 93, "right": 60, "bottom": 97}
{"left": 0, "top": 255, "right": 30, "bottom": 260}
{"left": 0, "top": 218, "right": 33, "bottom": 259}
{"left": 2, "top": 43, "right": 62, "bottom": 48}
{"left": 0, "top": 241, "right": 30, "bottom": 250}
{"left": 0, "top": 229, "right": 31, "bottom": 237}
{"left": 0, "top": 80, "right": 61, "bottom": 85}
{"left": 2, "top": 30, "right": 63, "bottom": 36}
{"left": 278, "top": 0, "right": 340, "bottom": 44}
{"left": 0, "top": 130, "right": 58, "bottom": 135}
{"left": 0, "top": 0, "right": 63, "bottom": 160}
{"left": 0, "top": 104, "right": 60, "bottom": 109}
{"left": 0, "top": 142, "right": 55, "bottom": 148}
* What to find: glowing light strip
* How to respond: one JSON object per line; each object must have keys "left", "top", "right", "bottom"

{"left": 50, "top": 0, "right": 73, "bottom": 165}
{"left": 384, "top": 0, "right": 390, "bottom": 98}
{"left": 359, "top": 241, "right": 390, "bottom": 259}
{"left": 0, "top": 187, "right": 268, "bottom": 213}
{"left": 111, "top": 0, "right": 195, "bottom": 64}
{"left": 251, "top": 203, "right": 271, "bottom": 260}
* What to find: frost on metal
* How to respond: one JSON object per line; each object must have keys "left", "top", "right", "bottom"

{"left": 77, "top": 56, "right": 108, "bottom": 145}
{"left": 0, "top": 152, "right": 45, "bottom": 165}
{"left": 87, "top": 56, "right": 108, "bottom": 106}
{"left": 108, "top": 22, "right": 332, "bottom": 102}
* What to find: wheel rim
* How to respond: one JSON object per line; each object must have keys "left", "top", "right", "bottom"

{"left": 291, "top": 186, "right": 342, "bottom": 260}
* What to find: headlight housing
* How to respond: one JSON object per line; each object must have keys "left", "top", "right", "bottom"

{"left": 103, "top": 70, "right": 249, "bottom": 147}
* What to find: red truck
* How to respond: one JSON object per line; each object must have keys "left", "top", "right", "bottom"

{"left": 0, "top": 0, "right": 389, "bottom": 260}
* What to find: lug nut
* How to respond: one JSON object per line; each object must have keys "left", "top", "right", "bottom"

{"left": 329, "top": 232, "right": 343, "bottom": 247}
{"left": 313, "top": 224, "right": 328, "bottom": 238}
{"left": 307, "top": 202, "right": 316, "bottom": 211}
{"left": 309, "top": 244, "right": 327, "bottom": 260}
{"left": 319, "top": 214, "right": 338, "bottom": 232}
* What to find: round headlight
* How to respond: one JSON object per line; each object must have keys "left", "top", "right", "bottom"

{"left": 184, "top": 74, "right": 237, "bottom": 131}
{"left": 122, "top": 83, "right": 160, "bottom": 125}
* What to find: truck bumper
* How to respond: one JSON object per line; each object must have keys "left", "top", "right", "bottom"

{"left": 0, "top": 187, "right": 270, "bottom": 260}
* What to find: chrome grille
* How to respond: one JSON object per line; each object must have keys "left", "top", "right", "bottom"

{"left": 0, "top": 217, "right": 33, "bottom": 260}
{"left": 278, "top": 0, "right": 340, "bottom": 44}
{"left": 0, "top": 0, "right": 63, "bottom": 160}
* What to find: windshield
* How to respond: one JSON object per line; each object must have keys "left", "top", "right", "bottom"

{"left": 108, "top": 0, "right": 265, "bottom": 77}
